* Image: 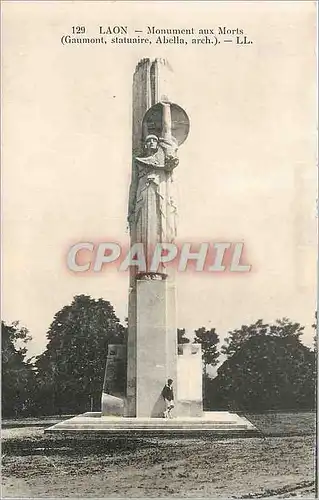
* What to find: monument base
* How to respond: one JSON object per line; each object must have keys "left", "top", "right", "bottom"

{"left": 45, "top": 411, "right": 257, "bottom": 437}
{"left": 127, "top": 277, "right": 178, "bottom": 417}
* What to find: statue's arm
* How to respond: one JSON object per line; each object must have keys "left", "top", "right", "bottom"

{"left": 161, "top": 101, "right": 172, "bottom": 141}
{"left": 160, "top": 101, "right": 179, "bottom": 171}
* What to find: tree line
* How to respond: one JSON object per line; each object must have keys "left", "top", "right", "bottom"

{"left": 2, "top": 295, "right": 316, "bottom": 417}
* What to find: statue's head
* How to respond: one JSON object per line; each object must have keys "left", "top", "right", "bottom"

{"left": 144, "top": 134, "right": 159, "bottom": 154}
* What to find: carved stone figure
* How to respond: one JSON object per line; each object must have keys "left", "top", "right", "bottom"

{"left": 128, "top": 101, "right": 179, "bottom": 272}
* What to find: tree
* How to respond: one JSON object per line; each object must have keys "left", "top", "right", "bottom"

{"left": 177, "top": 328, "right": 190, "bottom": 345}
{"left": 2, "top": 321, "right": 35, "bottom": 417}
{"left": 312, "top": 311, "right": 317, "bottom": 351}
{"left": 35, "top": 295, "right": 127, "bottom": 415}
{"left": 221, "top": 317, "right": 304, "bottom": 358}
{"left": 194, "top": 327, "right": 219, "bottom": 367}
{"left": 193, "top": 327, "right": 219, "bottom": 410}
{"left": 208, "top": 333, "right": 316, "bottom": 411}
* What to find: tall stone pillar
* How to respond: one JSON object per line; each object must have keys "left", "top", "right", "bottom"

{"left": 126, "top": 59, "right": 177, "bottom": 417}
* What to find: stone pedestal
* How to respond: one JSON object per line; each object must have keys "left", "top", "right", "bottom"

{"left": 127, "top": 277, "right": 177, "bottom": 417}
{"left": 177, "top": 344, "right": 203, "bottom": 417}
{"left": 101, "top": 344, "right": 126, "bottom": 416}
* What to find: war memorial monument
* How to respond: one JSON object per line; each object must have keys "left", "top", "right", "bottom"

{"left": 47, "top": 58, "right": 255, "bottom": 435}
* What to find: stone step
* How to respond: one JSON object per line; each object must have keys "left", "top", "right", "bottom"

{"left": 45, "top": 426, "right": 257, "bottom": 437}
{"left": 44, "top": 411, "right": 257, "bottom": 435}
{"left": 47, "top": 423, "right": 248, "bottom": 431}
{"left": 46, "top": 420, "right": 249, "bottom": 428}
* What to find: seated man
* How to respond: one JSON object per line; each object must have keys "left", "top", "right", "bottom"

{"left": 161, "top": 378, "right": 175, "bottom": 418}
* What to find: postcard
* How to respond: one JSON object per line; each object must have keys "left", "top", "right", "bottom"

{"left": 2, "top": 1, "right": 317, "bottom": 498}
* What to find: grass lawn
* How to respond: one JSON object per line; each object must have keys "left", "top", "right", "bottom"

{"left": 244, "top": 411, "right": 316, "bottom": 436}
{"left": 1, "top": 412, "right": 316, "bottom": 498}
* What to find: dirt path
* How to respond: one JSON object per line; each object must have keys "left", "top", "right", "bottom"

{"left": 2, "top": 434, "right": 315, "bottom": 498}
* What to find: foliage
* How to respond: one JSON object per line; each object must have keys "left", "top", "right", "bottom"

{"left": 194, "top": 327, "right": 219, "bottom": 367}
{"left": 312, "top": 312, "right": 317, "bottom": 351}
{"left": 34, "top": 295, "right": 127, "bottom": 415}
{"left": 177, "top": 328, "right": 190, "bottom": 344}
{"left": 2, "top": 321, "right": 35, "bottom": 417}
{"left": 5, "top": 306, "right": 316, "bottom": 416}
{"left": 221, "top": 318, "right": 304, "bottom": 358}
{"left": 206, "top": 320, "right": 316, "bottom": 411}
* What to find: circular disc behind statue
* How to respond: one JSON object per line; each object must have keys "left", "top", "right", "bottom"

{"left": 142, "top": 102, "right": 190, "bottom": 146}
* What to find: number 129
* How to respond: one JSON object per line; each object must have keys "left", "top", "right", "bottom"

{"left": 72, "top": 26, "right": 86, "bottom": 34}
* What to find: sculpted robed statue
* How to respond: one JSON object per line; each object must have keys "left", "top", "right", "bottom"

{"left": 128, "top": 99, "right": 189, "bottom": 275}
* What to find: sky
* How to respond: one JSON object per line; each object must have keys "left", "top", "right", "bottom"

{"left": 2, "top": 1, "right": 317, "bottom": 358}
